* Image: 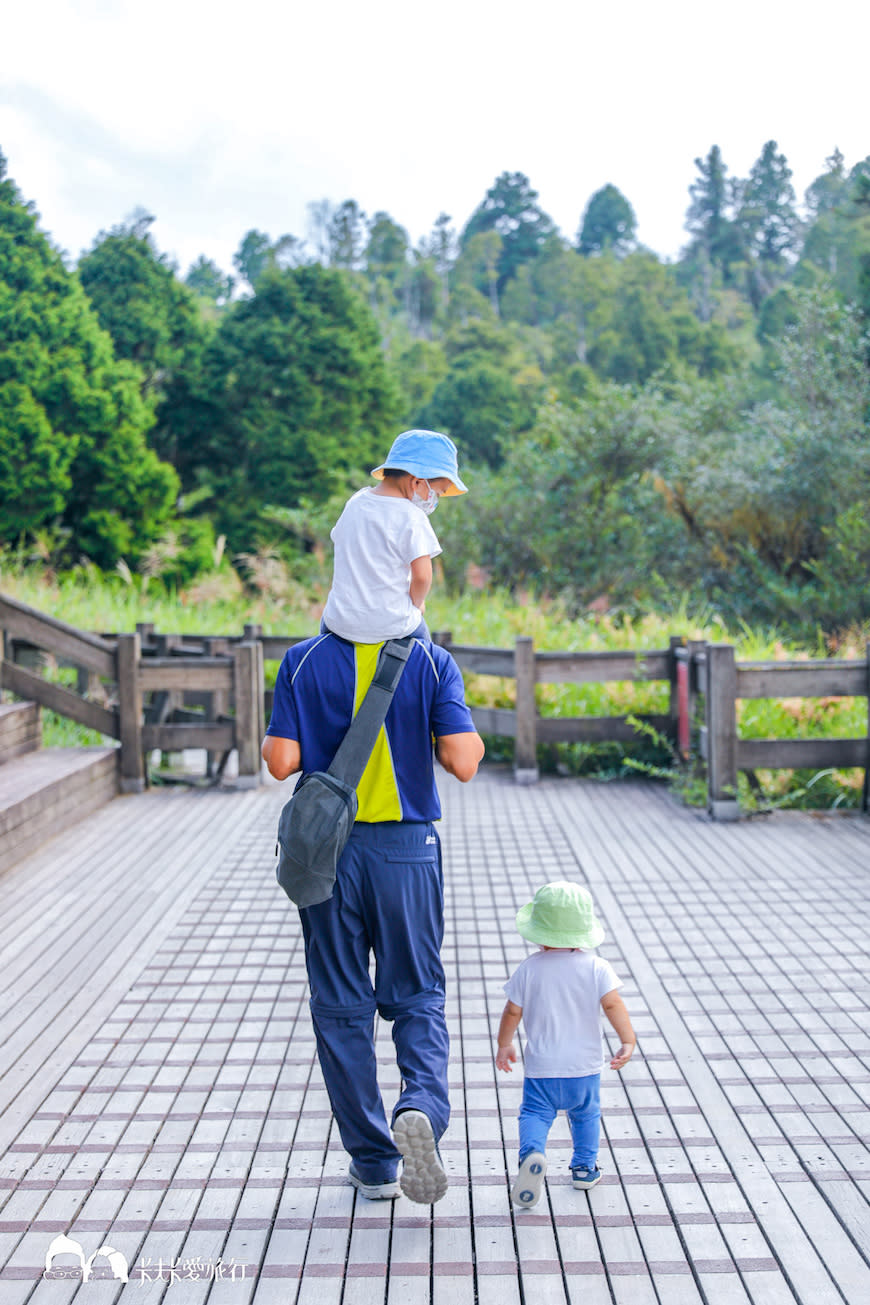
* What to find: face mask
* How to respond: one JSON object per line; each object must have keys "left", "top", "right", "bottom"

{"left": 412, "top": 481, "right": 439, "bottom": 515}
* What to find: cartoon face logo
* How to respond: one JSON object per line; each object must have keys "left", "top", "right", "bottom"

{"left": 43, "top": 1234, "right": 129, "bottom": 1282}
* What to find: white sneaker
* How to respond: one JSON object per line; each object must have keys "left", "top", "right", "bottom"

{"left": 392, "top": 1110, "right": 448, "bottom": 1204}
{"left": 511, "top": 1151, "right": 547, "bottom": 1208}
{"left": 348, "top": 1163, "right": 400, "bottom": 1199}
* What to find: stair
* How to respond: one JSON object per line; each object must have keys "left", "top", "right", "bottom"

{"left": 0, "top": 700, "right": 120, "bottom": 874}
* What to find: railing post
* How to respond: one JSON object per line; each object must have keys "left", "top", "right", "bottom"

{"left": 233, "top": 640, "right": 263, "bottom": 788}
{"left": 705, "top": 643, "right": 739, "bottom": 820}
{"left": 514, "top": 635, "right": 538, "bottom": 785}
{"left": 668, "top": 635, "right": 685, "bottom": 752}
{"left": 117, "top": 632, "right": 145, "bottom": 793}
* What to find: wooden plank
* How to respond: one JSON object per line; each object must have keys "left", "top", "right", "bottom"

{"left": 737, "top": 660, "right": 866, "bottom": 699}
{"left": 139, "top": 659, "right": 234, "bottom": 692}
{"left": 0, "top": 660, "right": 119, "bottom": 737}
{"left": 537, "top": 714, "right": 673, "bottom": 744}
{"left": 469, "top": 706, "right": 517, "bottom": 737}
{"left": 141, "top": 723, "right": 235, "bottom": 751}
{"left": 737, "top": 738, "right": 867, "bottom": 769}
{"left": 534, "top": 649, "right": 672, "bottom": 684}
{"left": 0, "top": 594, "right": 116, "bottom": 677}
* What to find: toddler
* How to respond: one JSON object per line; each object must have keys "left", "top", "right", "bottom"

{"left": 495, "top": 881, "right": 635, "bottom": 1208}
{"left": 320, "top": 429, "right": 467, "bottom": 644}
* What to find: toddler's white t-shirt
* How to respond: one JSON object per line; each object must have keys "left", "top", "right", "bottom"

{"left": 321, "top": 488, "right": 441, "bottom": 643}
{"left": 504, "top": 948, "right": 622, "bottom": 1077}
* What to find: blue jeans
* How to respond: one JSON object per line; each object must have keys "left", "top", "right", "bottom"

{"left": 299, "top": 821, "right": 448, "bottom": 1186}
{"left": 518, "top": 1074, "right": 601, "bottom": 1170}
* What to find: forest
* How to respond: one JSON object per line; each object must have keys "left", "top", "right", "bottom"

{"left": 1, "top": 140, "right": 870, "bottom": 640}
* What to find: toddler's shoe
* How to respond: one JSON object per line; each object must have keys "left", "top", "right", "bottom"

{"left": 348, "top": 1163, "right": 400, "bottom": 1199}
{"left": 571, "top": 1164, "right": 602, "bottom": 1190}
{"left": 393, "top": 1110, "right": 448, "bottom": 1204}
{"left": 511, "top": 1151, "right": 547, "bottom": 1208}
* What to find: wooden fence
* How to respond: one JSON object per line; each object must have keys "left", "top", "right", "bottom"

{"left": 1, "top": 594, "right": 868, "bottom": 818}
{"left": 0, "top": 596, "right": 264, "bottom": 792}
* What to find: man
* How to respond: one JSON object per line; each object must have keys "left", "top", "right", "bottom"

{"left": 262, "top": 631, "right": 484, "bottom": 1203}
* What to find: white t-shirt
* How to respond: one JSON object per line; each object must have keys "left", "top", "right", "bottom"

{"left": 504, "top": 948, "right": 622, "bottom": 1078}
{"left": 321, "top": 488, "right": 442, "bottom": 643}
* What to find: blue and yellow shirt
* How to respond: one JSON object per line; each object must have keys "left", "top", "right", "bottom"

{"left": 266, "top": 634, "right": 476, "bottom": 823}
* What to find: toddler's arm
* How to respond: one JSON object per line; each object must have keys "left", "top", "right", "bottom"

{"left": 601, "top": 989, "right": 636, "bottom": 1070}
{"left": 496, "top": 1000, "right": 523, "bottom": 1072}
{"left": 410, "top": 555, "right": 433, "bottom": 611}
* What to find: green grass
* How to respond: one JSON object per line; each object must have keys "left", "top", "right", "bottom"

{"left": 2, "top": 560, "right": 866, "bottom": 809}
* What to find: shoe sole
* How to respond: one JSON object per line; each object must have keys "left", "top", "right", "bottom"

{"left": 393, "top": 1111, "right": 448, "bottom": 1204}
{"left": 511, "top": 1151, "right": 547, "bottom": 1208}
{"left": 572, "top": 1171, "right": 602, "bottom": 1190}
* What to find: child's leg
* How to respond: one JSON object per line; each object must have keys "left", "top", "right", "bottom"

{"left": 565, "top": 1073, "right": 601, "bottom": 1170}
{"left": 410, "top": 616, "right": 431, "bottom": 641}
{"left": 518, "top": 1077, "right": 559, "bottom": 1162}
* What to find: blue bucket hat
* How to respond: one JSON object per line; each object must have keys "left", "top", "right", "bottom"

{"left": 371, "top": 429, "right": 468, "bottom": 496}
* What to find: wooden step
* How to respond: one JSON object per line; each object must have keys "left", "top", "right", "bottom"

{"left": 0, "top": 700, "right": 41, "bottom": 763}
{"left": 0, "top": 746, "right": 119, "bottom": 875}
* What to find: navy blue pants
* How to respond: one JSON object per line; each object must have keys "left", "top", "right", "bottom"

{"left": 299, "top": 821, "right": 449, "bottom": 1185}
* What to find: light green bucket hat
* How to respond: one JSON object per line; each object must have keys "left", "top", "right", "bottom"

{"left": 515, "top": 881, "right": 605, "bottom": 950}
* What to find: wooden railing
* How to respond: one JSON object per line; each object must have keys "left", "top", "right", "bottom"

{"left": 0, "top": 596, "right": 264, "bottom": 792}
{"left": 693, "top": 643, "right": 870, "bottom": 819}
{"left": 2, "top": 594, "right": 868, "bottom": 818}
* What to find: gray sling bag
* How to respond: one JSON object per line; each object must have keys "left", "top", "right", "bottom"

{"left": 275, "top": 636, "right": 414, "bottom": 909}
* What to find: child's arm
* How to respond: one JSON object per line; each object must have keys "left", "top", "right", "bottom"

{"left": 496, "top": 1000, "right": 523, "bottom": 1072}
{"left": 600, "top": 989, "right": 636, "bottom": 1070}
{"left": 410, "top": 554, "right": 433, "bottom": 611}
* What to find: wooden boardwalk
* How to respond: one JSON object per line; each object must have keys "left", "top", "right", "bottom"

{"left": 0, "top": 769, "right": 868, "bottom": 1304}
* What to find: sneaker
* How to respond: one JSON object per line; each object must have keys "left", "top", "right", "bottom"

{"left": 392, "top": 1110, "right": 448, "bottom": 1204}
{"left": 571, "top": 1164, "right": 602, "bottom": 1190}
{"left": 511, "top": 1151, "right": 547, "bottom": 1209}
{"left": 348, "top": 1162, "right": 401, "bottom": 1200}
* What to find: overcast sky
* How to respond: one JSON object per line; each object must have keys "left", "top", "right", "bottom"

{"left": 3, "top": 0, "right": 868, "bottom": 278}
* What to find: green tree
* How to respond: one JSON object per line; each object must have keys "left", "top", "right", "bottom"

{"left": 186, "top": 255, "right": 235, "bottom": 305}
{"left": 327, "top": 200, "right": 368, "bottom": 270}
{"left": 365, "top": 212, "right": 409, "bottom": 286}
{"left": 577, "top": 184, "right": 637, "bottom": 256}
{"left": 737, "top": 141, "right": 799, "bottom": 302}
{"left": 0, "top": 152, "right": 177, "bottom": 564}
{"left": 233, "top": 229, "right": 305, "bottom": 291}
{"left": 461, "top": 172, "right": 559, "bottom": 294}
{"left": 416, "top": 319, "right": 539, "bottom": 465}
{"left": 78, "top": 217, "right": 212, "bottom": 474}
{"left": 79, "top": 214, "right": 206, "bottom": 391}
{"left": 190, "top": 264, "right": 402, "bottom": 549}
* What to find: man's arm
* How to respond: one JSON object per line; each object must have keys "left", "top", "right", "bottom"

{"left": 261, "top": 734, "right": 302, "bottom": 781}
{"left": 435, "top": 731, "right": 484, "bottom": 782}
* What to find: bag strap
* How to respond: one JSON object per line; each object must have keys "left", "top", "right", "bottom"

{"left": 327, "top": 636, "right": 414, "bottom": 789}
